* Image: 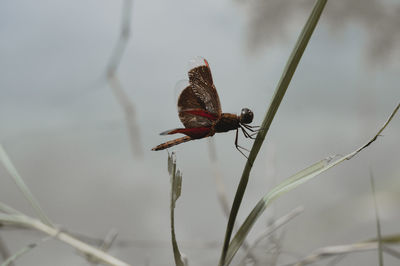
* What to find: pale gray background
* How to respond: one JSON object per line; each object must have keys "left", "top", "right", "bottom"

{"left": 0, "top": 0, "right": 399, "bottom": 265}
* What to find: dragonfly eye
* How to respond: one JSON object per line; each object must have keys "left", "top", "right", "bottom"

{"left": 240, "top": 108, "right": 253, "bottom": 124}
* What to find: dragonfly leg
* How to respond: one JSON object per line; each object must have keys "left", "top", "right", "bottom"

{"left": 240, "top": 126, "right": 256, "bottom": 140}
{"left": 243, "top": 126, "right": 256, "bottom": 132}
{"left": 243, "top": 124, "right": 266, "bottom": 137}
{"left": 235, "top": 128, "right": 249, "bottom": 159}
{"left": 250, "top": 132, "right": 258, "bottom": 137}
{"left": 242, "top": 124, "right": 261, "bottom": 133}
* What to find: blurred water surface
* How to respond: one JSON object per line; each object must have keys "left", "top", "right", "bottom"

{"left": 0, "top": 0, "right": 399, "bottom": 265}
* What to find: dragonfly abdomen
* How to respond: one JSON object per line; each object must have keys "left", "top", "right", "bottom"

{"left": 151, "top": 136, "right": 192, "bottom": 151}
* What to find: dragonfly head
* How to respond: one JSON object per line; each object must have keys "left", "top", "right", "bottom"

{"left": 239, "top": 108, "right": 253, "bottom": 124}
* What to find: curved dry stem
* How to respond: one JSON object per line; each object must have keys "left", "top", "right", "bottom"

{"left": 106, "top": 0, "right": 143, "bottom": 157}
{"left": 239, "top": 206, "right": 304, "bottom": 264}
{"left": 0, "top": 144, "right": 53, "bottom": 226}
{"left": 0, "top": 213, "right": 130, "bottom": 266}
{"left": 286, "top": 236, "right": 400, "bottom": 266}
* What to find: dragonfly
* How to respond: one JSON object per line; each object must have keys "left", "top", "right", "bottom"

{"left": 151, "top": 57, "right": 258, "bottom": 157}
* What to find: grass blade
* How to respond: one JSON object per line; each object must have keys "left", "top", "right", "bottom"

{"left": 288, "top": 234, "right": 400, "bottom": 266}
{"left": 0, "top": 202, "right": 22, "bottom": 215}
{"left": 223, "top": 103, "right": 399, "bottom": 265}
{"left": 370, "top": 170, "right": 383, "bottom": 266}
{"left": 84, "top": 228, "right": 119, "bottom": 264}
{"left": 239, "top": 206, "right": 304, "bottom": 264}
{"left": 1, "top": 237, "right": 51, "bottom": 266}
{"left": 381, "top": 246, "right": 400, "bottom": 260}
{"left": 168, "top": 152, "right": 186, "bottom": 266}
{"left": 0, "top": 144, "right": 53, "bottom": 226}
{"left": 0, "top": 234, "right": 14, "bottom": 266}
{"left": 224, "top": 159, "right": 328, "bottom": 265}
{"left": 291, "top": 242, "right": 380, "bottom": 266}
{"left": 218, "top": 0, "right": 328, "bottom": 265}
{"left": 366, "top": 234, "right": 400, "bottom": 244}
{"left": 0, "top": 214, "right": 130, "bottom": 266}
{"left": 207, "top": 139, "right": 253, "bottom": 253}
{"left": 1, "top": 244, "right": 35, "bottom": 266}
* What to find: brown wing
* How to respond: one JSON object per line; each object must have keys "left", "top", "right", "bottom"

{"left": 177, "top": 84, "right": 216, "bottom": 128}
{"left": 187, "top": 57, "right": 222, "bottom": 116}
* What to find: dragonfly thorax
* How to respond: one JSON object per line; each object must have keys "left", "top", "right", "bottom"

{"left": 214, "top": 113, "right": 240, "bottom": 133}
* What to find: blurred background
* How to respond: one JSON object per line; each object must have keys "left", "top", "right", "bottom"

{"left": 0, "top": 0, "right": 399, "bottom": 265}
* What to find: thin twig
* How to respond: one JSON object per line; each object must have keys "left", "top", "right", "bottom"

{"left": 108, "top": 75, "right": 143, "bottom": 157}
{"left": 106, "top": 0, "right": 132, "bottom": 76}
{"left": 346, "top": 103, "right": 399, "bottom": 161}
{"left": 106, "top": 0, "right": 142, "bottom": 157}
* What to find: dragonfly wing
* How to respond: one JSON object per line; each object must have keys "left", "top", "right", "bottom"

{"left": 176, "top": 81, "right": 216, "bottom": 128}
{"left": 188, "top": 57, "right": 222, "bottom": 116}
{"left": 178, "top": 87, "right": 216, "bottom": 128}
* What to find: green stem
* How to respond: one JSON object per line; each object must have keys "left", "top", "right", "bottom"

{"left": 218, "top": 0, "right": 328, "bottom": 265}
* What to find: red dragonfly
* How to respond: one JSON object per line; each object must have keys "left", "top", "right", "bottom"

{"left": 152, "top": 57, "right": 257, "bottom": 157}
